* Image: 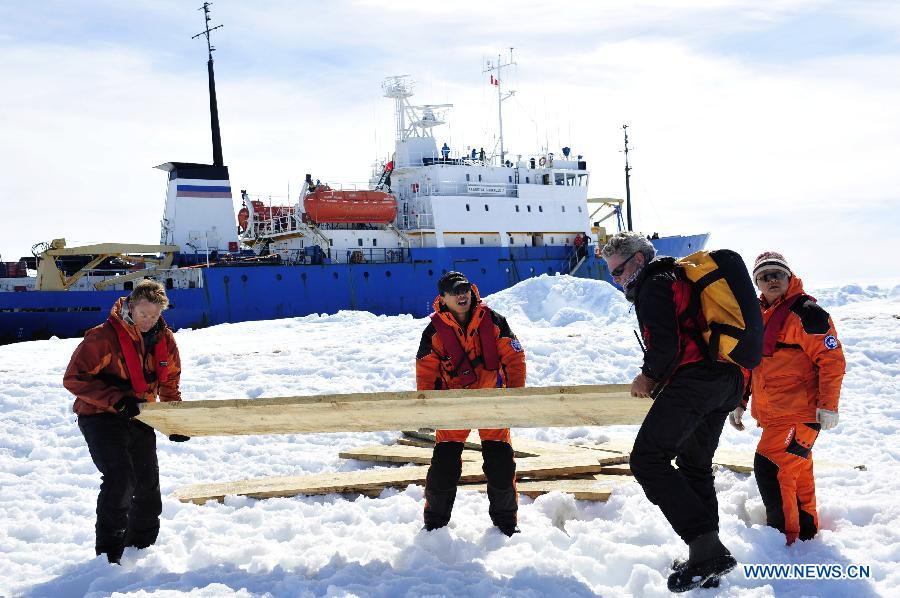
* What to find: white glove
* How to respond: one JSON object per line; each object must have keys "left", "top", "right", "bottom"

{"left": 816, "top": 408, "right": 839, "bottom": 431}
{"left": 728, "top": 406, "right": 745, "bottom": 431}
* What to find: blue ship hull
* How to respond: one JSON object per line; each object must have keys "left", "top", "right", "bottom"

{"left": 0, "top": 234, "right": 707, "bottom": 343}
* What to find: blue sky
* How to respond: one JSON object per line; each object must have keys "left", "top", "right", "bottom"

{"left": 1, "top": 0, "right": 899, "bottom": 287}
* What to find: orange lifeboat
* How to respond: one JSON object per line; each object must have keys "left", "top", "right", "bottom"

{"left": 303, "top": 189, "right": 397, "bottom": 224}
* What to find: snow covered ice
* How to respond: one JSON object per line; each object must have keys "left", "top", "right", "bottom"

{"left": 1, "top": 275, "right": 897, "bottom": 597}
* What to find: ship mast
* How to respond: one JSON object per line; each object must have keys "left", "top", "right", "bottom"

{"left": 192, "top": 2, "right": 225, "bottom": 166}
{"left": 483, "top": 48, "right": 516, "bottom": 165}
{"left": 622, "top": 124, "right": 633, "bottom": 231}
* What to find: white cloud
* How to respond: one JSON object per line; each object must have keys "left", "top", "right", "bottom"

{"left": 1, "top": 0, "right": 898, "bottom": 286}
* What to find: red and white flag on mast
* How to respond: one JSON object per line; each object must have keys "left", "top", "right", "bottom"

{"left": 490, "top": 75, "right": 500, "bottom": 86}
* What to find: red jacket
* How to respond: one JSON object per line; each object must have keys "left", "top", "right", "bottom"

{"left": 749, "top": 276, "right": 845, "bottom": 427}
{"left": 64, "top": 297, "right": 182, "bottom": 415}
{"left": 416, "top": 284, "right": 526, "bottom": 391}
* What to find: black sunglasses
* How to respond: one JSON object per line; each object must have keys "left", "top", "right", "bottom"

{"left": 610, "top": 253, "right": 638, "bottom": 277}
{"left": 756, "top": 270, "right": 787, "bottom": 284}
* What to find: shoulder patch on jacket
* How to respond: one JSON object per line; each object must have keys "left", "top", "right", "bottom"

{"left": 790, "top": 299, "right": 831, "bottom": 334}
{"left": 416, "top": 323, "right": 437, "bottom": 360}
{"left": 490, "top": 310, "right": 517, "bottom": 340}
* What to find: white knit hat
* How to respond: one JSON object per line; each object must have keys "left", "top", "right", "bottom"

{"left": 753, "top": 251, "right": 792, "bottom": 279}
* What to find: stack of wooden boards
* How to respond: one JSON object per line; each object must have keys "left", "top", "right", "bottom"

{"left": 133, "top": 384, "right": 864, "bottom": 505}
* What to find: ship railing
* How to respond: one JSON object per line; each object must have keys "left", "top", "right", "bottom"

{"left": 333, "top": 248, "right": 409, "bottom": 265}
{"left": 399, "top": 213, "right": 434, "bottom": 230}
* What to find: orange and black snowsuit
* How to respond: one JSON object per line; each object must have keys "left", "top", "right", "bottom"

{"left": 746, "top": 275, "right": 845, "bottom": 544}
{"left": 415, "top": 284, "right": 526, "bottom": 532}
{"left": 63, "top": 297, "right": 182, "bottom": 560}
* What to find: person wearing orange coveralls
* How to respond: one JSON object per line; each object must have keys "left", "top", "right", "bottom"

{"left": 64, "top": 280, "right": 185, "bottom": 564}
{"left": 729, "top": 252, "right": 845, "bottom": 545}
{"left": 416, "top": 271, "right": 527, "bottom": 536}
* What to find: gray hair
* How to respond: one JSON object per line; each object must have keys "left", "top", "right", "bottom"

{"left": 601, "top": 231, "right": 657, "bottom": 263}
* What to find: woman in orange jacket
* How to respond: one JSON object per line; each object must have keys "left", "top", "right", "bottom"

{"left": 63, "top": 279, "right": 184, "bottom": 564}
{"left": 416, "top": 271, "right": 526, "bottom": 536}
{"left": 730, "top": 252, "right": 845, "bottom": 545}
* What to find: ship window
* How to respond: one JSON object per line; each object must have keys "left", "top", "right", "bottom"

{"left": 508, "top": 176, "right": 512, "bottom": 183}
{"left": 509, "top": 236, "right": 514, "bottom": 244}
{"left": 364, "top": 271, "right": 369, "bottom": 278}
{"left": 372, "top": 239, "right": 377, "bottom": 247}
{"left": 578, "top": 206, "right": 582, "bottom": 213}
{"left": 386, "top": 271, "right": 391, "bottom": 277}
{"left": 466, "top": 174, "right": 471, "bottom": 181}
{"left": 466, "top": 204, "right": 470, "bottom": 211}
{"left": 484, "top": 204, "right": 489, "bottom": 211}
{"left": 478, "top": 174, "right": 482, "bottom": 182}
{"left": 241, "top": 275, "right": 248, "bottom": 282}
{"left": 539, "top": 205, "right": 543, "bottom": 212}
{"left": 562, "top": 205, "right": 566, "bottom": 212}
{"left": 515, "top": 205, "right": 519, "bottom": 212}
{"left": 276, "top": 274, "right": 282, "bottom": 281}
{"left": 527, "top": 205, "right": 531, "bottom": 212}
{"left": 526, "top": 176, "right": 530, "bottom": 183}
{"left": 358, "top": 238, "right": 363, "bottom": 246}
{"left": 480, "top": 237, "right": 484, "bottom": 245}
{"left": 461, "top": 237, "right": 465, "bottom": 245}
{"left": 551, "top": 237, "right": 555, "bottom": 243}
{"left": 329, "top": 239, "right": 333, "bottom": 246}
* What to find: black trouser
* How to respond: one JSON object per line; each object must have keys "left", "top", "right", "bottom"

{"left": 629, "top": 362, "right": 743, "bottom": 544}
{"left": 424, "top": 440, "right": 517, "bottom": 529}
{"left": 78, "top": 413, "right": 162, "bottom": 558}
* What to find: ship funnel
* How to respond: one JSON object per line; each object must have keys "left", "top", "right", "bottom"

{"left": 155, "top": 162, "right": 238, "bottom": 255}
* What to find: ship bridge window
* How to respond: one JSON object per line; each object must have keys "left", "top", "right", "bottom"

{"left": 527, "top": 205, "right": 531, "bottom": 212}
{"left": 515, "top": 205, "right": 520, "bottom": 212}
{"left": 555, "top": 173, "right": 565, "bottom": 185}
{"left": 466, "top": 174, "right": 471, "bottom": 182}
{"left": 372, "top": 239, "right": 377, "bottom": 247}
{"left": 508, "top": 176, "right": 512, "bottom": 183}
{"left": 562, "top": 205, "right": 566, "bottom": 213}
{"left": 484, "top": 204, "right": 489, "bottom": 211}
{"left": 539, "top": 205, "right": 543, "bottom": 212}
{"left": 466, "top": 204, "right": 470, "bottom": 211}
{"left": 358, "top": 238, "right": 363, "bottom": 246}
{"left": 478, "top": 174, "right": 482, "bottom": 182}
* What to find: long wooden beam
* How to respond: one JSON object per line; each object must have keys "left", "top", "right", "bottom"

{"left": 174, "top": 455, "right": 605, "bottom": 504}
{"left": 137, "top": 384, "right": 649, "bottom": 437}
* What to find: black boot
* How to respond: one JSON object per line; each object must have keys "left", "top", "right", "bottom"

{"left": 667, "top": 532, "right": 736, "bottom": 592}
{"left": 497, "top": 524, "right": 520, "bottom": 537}
{"left": 671, "top": 559, "right": 720, "bottom": 589}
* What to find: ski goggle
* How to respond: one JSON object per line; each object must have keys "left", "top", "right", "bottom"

{"left": 755, "top": 270, "right": 788, "bottom": 284}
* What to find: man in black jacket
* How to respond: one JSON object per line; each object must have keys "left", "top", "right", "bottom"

{"left": 601, "top": 232, "right": 742, "bottom": 592}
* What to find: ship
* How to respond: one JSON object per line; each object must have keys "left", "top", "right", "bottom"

{"left": 0, "top": 13, "right": 707, "bottom": 345}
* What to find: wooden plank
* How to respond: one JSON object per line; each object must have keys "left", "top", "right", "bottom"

{"left": 459, "top": 475, "right": 632, "bottom": 501}
{"left": 402, "top": 431, "right": 628, "bottom": 464}
{"left": 338, "top": 444, "right": 480, "bottom": 465}
{"left": 173, "top": 455, "right": 604, "bottom": 504}
{"left": 137, "top": 384, "right": 647, "bottom": 437}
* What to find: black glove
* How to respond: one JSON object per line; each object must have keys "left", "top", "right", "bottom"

{"left": 113, "top": 396, "right": 146, "bottom": 418}
{"left": 168, "top": 434, "right": 191, "bottom": 442}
